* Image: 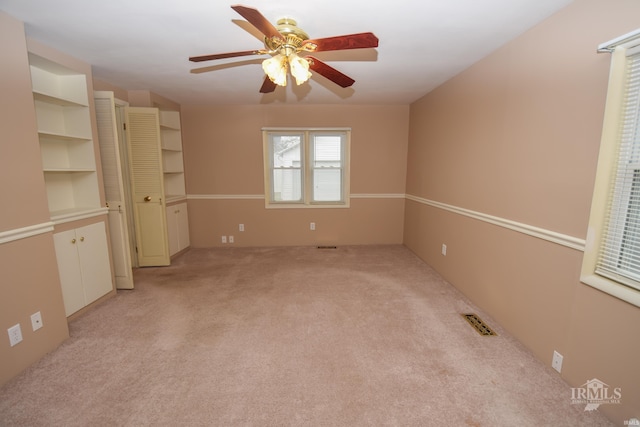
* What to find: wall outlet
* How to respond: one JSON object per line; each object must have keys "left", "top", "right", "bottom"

{"left": 228, "top": 235, "right": 234, "bottom": 243}
{"left": 310, "top": 222, "right": 316, "bottom": 231}
{"left": 31, "top": 311, "right": 43, "bottom": 331}
{"left": 221, "top": 236, "right": 227, "bottom": 244}
{"left": 239, "top": 224, "right": 244, "bottom": 232}
{"left": 8, "top": 324, "right": 22, "bottom": 347}
{"left": 441, "top": 244, "right": 447, "bottom": 256}
{"left": 552, "top": 350, "right": 563, "bottom": 373}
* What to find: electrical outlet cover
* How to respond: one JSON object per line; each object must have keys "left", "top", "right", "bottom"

{"left": 31, "top": 311, "right": 43, "bottom": 331}
{"left": 8, "top": 324, "right": 23, "bottom": 347}
{"left": 552, "top": 350, "right": 563, "bottom": 373}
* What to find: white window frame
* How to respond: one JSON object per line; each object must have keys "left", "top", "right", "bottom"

{"left": 262, "top": 128, "right": 351, "bottom": 209}
{"left": 581, "top": 29, "right": 640, "bottom": 308}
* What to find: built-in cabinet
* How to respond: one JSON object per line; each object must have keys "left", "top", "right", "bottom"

{"left": 52, "top": 223, "right": 113, "bottom": 316}
{"left": 159, "top": 110, "right": 189, "bottom": 257}
{"left": 166, "top": 202, "right": 190, "bottom": 256}
{"left": 29, "top": 51, "right": 113, "bottom": 316}
{"left": 29, "top": 53, "right": 102, "bottom": 220}
{"left": 159, "top": 111, "right": 186, "bottom": 202}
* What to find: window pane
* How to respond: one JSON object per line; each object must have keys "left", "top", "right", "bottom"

{"left": 616, "top": 170, "right": 640, "bottom": 280}
{"left": 314, "top": 169, "right": 341, "bottom": 201}
{"left": 313, "top": 136, "right": 341, "bottom": 167}
{"left": 312, "top": 134, "right": 343, "bottom": 202}
{"left": 273, "top": 135, "right": 301, "bottom": 168}
{"left": 272, "top": 169, "right": 302, "bottom": 201}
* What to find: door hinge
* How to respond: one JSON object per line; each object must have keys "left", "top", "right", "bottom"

{"left": 123, "top": 123, "right": 127, "bottom": 130}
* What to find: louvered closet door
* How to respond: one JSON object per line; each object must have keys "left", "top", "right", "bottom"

{"left": 125, "top": 107, "right": 170, "bottom": 266}
{"left": 94, "top": 92, "right": 135, "bottom": 288}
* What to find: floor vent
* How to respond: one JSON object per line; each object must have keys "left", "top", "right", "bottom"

{"left": 317, "top": 246, "right": 337, "bottom": 249}
{"left": 462, "top": 313, "right": 497, "bottom": 336}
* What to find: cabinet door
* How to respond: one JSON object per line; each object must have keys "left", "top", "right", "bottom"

{"left": 125, "top": 107, "right": 170, "bottom": 266}
{"left": 166, "top": 205, "right": 180, "bottom": 256}
{"left": 76, "top": 222, "right": 113, "bottom": 304}
{"left": 53, "top": 229, "right": 85, "bottom": 316}
{"left": 176, "top": 203, "right": 190, "bottom": 251}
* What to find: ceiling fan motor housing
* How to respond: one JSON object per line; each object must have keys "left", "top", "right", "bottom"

{"left": 264, "top": 18, "right": 310, "bottom": 54}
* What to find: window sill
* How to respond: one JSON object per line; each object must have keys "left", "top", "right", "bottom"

{"left": 265, "top": 201, "right": 350, "bottom": 209}
{"left": 580, "top": 274, "right": 640, "bottom": 308}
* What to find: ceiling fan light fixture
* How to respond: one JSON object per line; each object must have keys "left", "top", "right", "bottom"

{"left": 189, "top": 6, "right": 379, "bottom": 94}
{"left": 262, "top": 54, "right": 288, "bottom": 86}
{"left": 288, "top": 52, "right": 311, "bottom": 85}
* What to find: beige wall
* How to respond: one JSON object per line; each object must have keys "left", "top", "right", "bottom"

{"left": 0, "top": 11, "right": 69, "bottom": 385}
{"left": 3, "top": 2, "right": 638, "bottom": 423}
{"left": 404, "top": 0, "right": 640, "bottom": 423}
{"left": 181, "top": 104, "right": 408, "bottom": 247}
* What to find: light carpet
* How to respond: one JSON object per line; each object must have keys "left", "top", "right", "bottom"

{"left": 0, "top": 245, "right": 613, "bottom": 426}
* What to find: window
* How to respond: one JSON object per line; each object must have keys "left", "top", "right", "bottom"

{"left": 581, "top": 30, "right": 640, "bottom": 308}
{"left": 263, "top": 128, "right": 350, "bottom": 208}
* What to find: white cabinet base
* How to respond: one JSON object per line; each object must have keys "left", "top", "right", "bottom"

{"left": 53, "top": 221, "right": 114, "bottom": 316}
{"left": 166, "top": 202, "right": 190, "bottom": 256}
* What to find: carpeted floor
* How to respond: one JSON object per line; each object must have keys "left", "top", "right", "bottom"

{"left": 0, "top": 245, "right": 613, "bottom": 426}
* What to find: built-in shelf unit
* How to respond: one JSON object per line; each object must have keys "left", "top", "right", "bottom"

{"left": 159, "top": 110, "right": 186, "bottom": 202}
{"left": 29, "top": 53, "right": 101, "bottom": 222}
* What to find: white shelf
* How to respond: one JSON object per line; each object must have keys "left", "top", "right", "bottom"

{"left": 29, "top": 54, "right": 89, "bottom": 106}
{"left": 33, "top": 91, "right": 88, "bottom": 107}
{"left": 38, "top": 131, "right": 91, "bottom": 143}
{"left": 29, "top": 52, "right": 101, "bottom": 218}
{"left": 159, "top": 110, "right": 181, "bottom": 130}
{"left": 158, "top": 110, "right": 186, "bottom": 198}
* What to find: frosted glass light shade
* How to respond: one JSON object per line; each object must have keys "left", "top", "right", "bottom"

{"left": 288, "top": 53, "right": 311, "bottom": 85}
{"left": 262, "top": 54, "right": 288, "bottom": 86}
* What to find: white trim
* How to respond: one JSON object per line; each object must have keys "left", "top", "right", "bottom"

{"left": 261, "top": 127, "right": 352, "bottom": 131}
{"left": 187, "top": 193, "right": 406, "bottom": 200}
{"left": 51, "top": 208, "right": 109, "bottom": 225}
{"left": 0, "top": 222, "right": 55, "bottom": 245}
{"left": 598, "top": 28, "right": 640, "bottom": 53}
{"left": 351, "top": 193, "right": 406, "bottom": 199}
{"left": 405, "top": 194, "right": 585, "bottom": 252}
{"left": 581, "top": 42, "right": 640, "bottom": 309}
{"left": 581, "top": 274, "right": 640, "bottom": 308}
{"left": 187, "top": 194, "right": 265, "bottom": 200}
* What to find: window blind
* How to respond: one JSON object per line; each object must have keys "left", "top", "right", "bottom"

{"left": 596, "top": 48, "right": 640, "bottom": 291}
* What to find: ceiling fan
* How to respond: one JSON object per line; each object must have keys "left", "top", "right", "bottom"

{"left": 189, "top": 5, "right": 379, "bottom": 93}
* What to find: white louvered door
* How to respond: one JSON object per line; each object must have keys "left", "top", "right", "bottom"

{"left": 125, "top": 107, "right": 170, "bottom": 266}
{"left": 94, "top": 92, "right": 135, "bottom": 288}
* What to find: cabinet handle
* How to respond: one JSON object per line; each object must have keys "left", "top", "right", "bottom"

{"left": 80, "top": 236, "right": 85, "bottom": 242}
{"left": 71, "top": 238, "right": 76, "bottom": 244}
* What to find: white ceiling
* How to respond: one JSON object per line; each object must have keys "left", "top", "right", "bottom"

{"left": 1, "top": 0, "right": 573, "bottom": 106}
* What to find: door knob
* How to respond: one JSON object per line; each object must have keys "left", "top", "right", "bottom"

{"left": 144, "top": 196, "right": 152, "bottom": 202}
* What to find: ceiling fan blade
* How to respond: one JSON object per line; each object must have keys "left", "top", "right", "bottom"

{"left": 306, "top": 56, "right": 355, "bottom": 88}
{"left": 260, "top": 76, "right": 277, "bottom": 93}
{"left": 231, "top": 5, "right": 284, "bottom": 41}
{"left": 302, "top": 32, "right": 379, "bottom": 52}
{"left": 189, "top": 50, "right": 266, "bottom": 62}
